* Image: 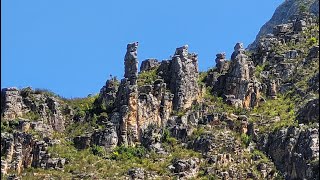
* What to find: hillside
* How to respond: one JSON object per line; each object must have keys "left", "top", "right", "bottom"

{"left": 1, "top": 1, "right": 319, "bottom": 180}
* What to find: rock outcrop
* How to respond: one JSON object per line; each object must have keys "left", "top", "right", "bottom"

{"left": 169, "top": 158, "right": 200, "bottom": 179}
{"left": 1, "top": 87, "right": 68, "bottom": 132}
{"left": 257, "top": 125, "right": 319, "bottom": 180}
{"left": 140, "top": 59, "right": 160, "bottom": 72}
{"left": 296, "top": 98, "right": 319, "bottom": 124}
{"left": 99, "top": 43, "right": 200, "bottom": 146}
{"left": 215, "top": 52, "right": 229, "bottom": 73}
{"left": 96, "top": 77, "right": 119, "bottom": 112}
{"left": 1, "top": 132, "right": 65, "bottom": 175}
{"left": 223, "top": 43, "right": 261, "bottom": 109}
{"left": 113, "top": 42, "right": 140, "bottom": 146}
{"left": 169, "top": 45, "right": 200, "bottom": 111}
{"left": 248, "top": 0, "right": 319, "bottom": 49}
{"left": 1, "top": 88, "right": 24, "bottom": 120}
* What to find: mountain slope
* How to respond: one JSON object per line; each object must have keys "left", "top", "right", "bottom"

{"left": 248, "top": 0, "right": 319, "bottom": 50}
{"left": 1, "top": 1, "right": 319, "bottom": 179}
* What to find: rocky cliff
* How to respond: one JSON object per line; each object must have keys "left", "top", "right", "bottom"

{"left": 248, "top": 0, "right": 319, "bottom": 50}
{"left": 1, "top": 1, "right": 319, "bottom": 179}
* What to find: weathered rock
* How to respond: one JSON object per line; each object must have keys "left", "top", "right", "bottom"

{"left": 96, "top": 77, "right": 119, "bottom": 111}
{"left": 124, "top": 42, "right": 139, "bottom": 84}
{"left": 128, "top": 168, "right": 145, "bottom": 180}
{"left": 307, "top": 45, "right": 319, "bottom": 59}
{"left": 114, "top": 42, "right": 140, "bottom": 145}
{"left": 91, "top": 123, "right": 118, "bottom": 151}
{"left": 169, "top": 45, "right": 200, "bottom": 111}
{"left": 215, "top": 53, "right": 229, "bottom": 73}
{"left": 1, "top": 132, "right": 65, "bottom": 175}
{"left": 73, "top": 135, "right": 91, "bottom": 150}
{"left": 296, "top": 98, "right": 319, "bottom": 124}
{"left": 1, "top": 87, "right": 68, "bottom": 132}
{"left": 45, "top": 97, "right": 65, "bottom": 132}
{"left": 188, "top": 134, "right": 214, "bottom": 154}
{"left": 140, "top": 125, "right": 166, "bottom": 154}
{"left": 224, "top": 43, "right": 261, "bottom": 109}
{"left": 170, "top": 158, "right": 200, "bottom": 179}
{"left": 257, "top": 125, "right": 319, "bottom": 180}
{"left": 267, "top": 80, "right": 277, "bottom": 99}
{"left": 248, "top": 0, "right": 319, "bottom": 49}
{"left": 285, "top": 50, "right": 299, "bottom": 59}
{"left": 1, "top": 88, "right": 24, "bottom": 120}
{"left": 140, "top": 59, "right": 160, "bottom": 72}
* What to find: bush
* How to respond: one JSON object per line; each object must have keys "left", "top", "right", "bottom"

{"left": 190, "top": 127, "right": 206, "bottom": 140}
{"left": 308, "top": 37, "right": 317, "bottom": 46}
{"left": 91, "top": 145, "right": 106, "bottom": 157}
{"left": 22, "top": 111, "right": 41, "bottom": 121}
{"left": 110, "top": 145, "right": 146, "bottom": 160}
{"left": 161, "top": 128, "right": 178, "bottom": 146}
{"left": 137, "top": 68, "right": 158, "bottom": 86}
{"left": 240, "top": 133, "right": 251, "bottom": 147}
{"left": 251, "top": 149, "right": 269, "bottom": 163}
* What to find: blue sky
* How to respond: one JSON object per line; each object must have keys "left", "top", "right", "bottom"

{"left": 1, "top": 0, "right": 283, "bottom": 98}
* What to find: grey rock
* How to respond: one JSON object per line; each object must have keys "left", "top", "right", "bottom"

{"left": 124, "top": 42, "right": 139, "bottom": 84}
{"left": 140, "top": 59, "right": 160, "bottom": 72}
{"left": 215, "top": 53, "right": 229, "bottom": 73}
{"left": 296, "top": 98, "right": 319, "bottom": 124}
{"left": 223, "top": 43, "right": 261, "bottom": 109}
{"left": 97, "top": 77, "right": 119, "bottom": 111}
{"left": 169, "top": 45, "right": 200, "bottom": 111}
{"left": 1, "top": 132, "right": 66, "bottom": 175}
{"left": 170, "top": 158, "right": 199, "bottom": 179}
{"left": 128, "top": 168, "right": 145, "bottom": 180}
{"left": 257, "top": 126, "right": 319, "bottom": 180}
{"left": 91, "top": 124, "right": 118, "bottom": 151}
{"left": 73, "top": 135, "right": 91, "bottom": 150}
{"left": 248, "top": 0, "right": 319, "bottom": 49}
{"left": 285, "top": 50, "right": 299, "bottom": 59}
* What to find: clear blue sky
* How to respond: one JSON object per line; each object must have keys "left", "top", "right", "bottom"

{"left": 1, "top": 0, "right": 283, "bottom": 98}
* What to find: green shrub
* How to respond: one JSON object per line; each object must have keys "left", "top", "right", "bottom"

{"left": 250, "top": 95, "right": 297, "bottom": 133}
{"left": 137, "top": 68, "right": 158, "bottom": 86}
{"left": 240, "top": 133, "right": 251, "bottom": 147}
{"left": 251, "top": 149, "right": 269, "bottom": 163}
{"left": 22, "top": 111, "right": 41, "bottom": 121}
{"left": 161, "top": 128, "right": 171, "bottom": 143}
{"left": 110, "top": 145, "right": 146, "bottom": 160}
{"left": 308, "top": 37, "right": 318, "bottom": 46}
{"left": 190, "top": 127, "right": 206, "bottom": 140}
{"left": 91, "top": 145, "right": 106, "bottom": 157}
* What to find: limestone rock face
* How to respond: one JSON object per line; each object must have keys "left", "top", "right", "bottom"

{"left": 169, "top": 45, "right": 200, "bottom": 110}
{"left": 257, "top": 125, "right": 319, "bottom": 180}
{"left": 169, "top": 158, "right": 200, "bottom": 179}
{"left": 1, "top": 88, "right": 24, "bottom": 120}
{"left": 215, "top": 53, "right": 229, "bottom": 73}
{"left": 101, "top": 43, "right": 199, "bottom": 146}
{"left": 1, "top": 132, "right": 65, "bottom": 175}
{"left": 224, "top": 43, "right": 261, "bottom": 109}
{"left": 297, "top": 98, "right": 319, "bottom": 124}
{"left": 124, "top": 42, "right": 139, "bottom": 84}
{"left": 93, "top": 127, "right": 118, "bottom": 151}
{"left": 140, "top": 59, "right": 160, "bottom": 72}
{"left": 1, "top": 88, "right": 68, "bottom": 132}
{"left": 96, "top": 78, "right": 119, "bottom": 111}
{"left": 110, "top": 42, "right": 141, "bottom": 146}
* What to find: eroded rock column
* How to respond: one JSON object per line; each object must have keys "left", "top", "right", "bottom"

{"left": 170, "top": 45, "right": 200, "bottom": 111}
{"left": 115, "top": 42, "right": 140, "bottom": 146}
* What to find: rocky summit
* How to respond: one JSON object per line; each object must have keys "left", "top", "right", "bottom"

{"left": 1, "top": 1, "right": 319, "bottom": 180}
